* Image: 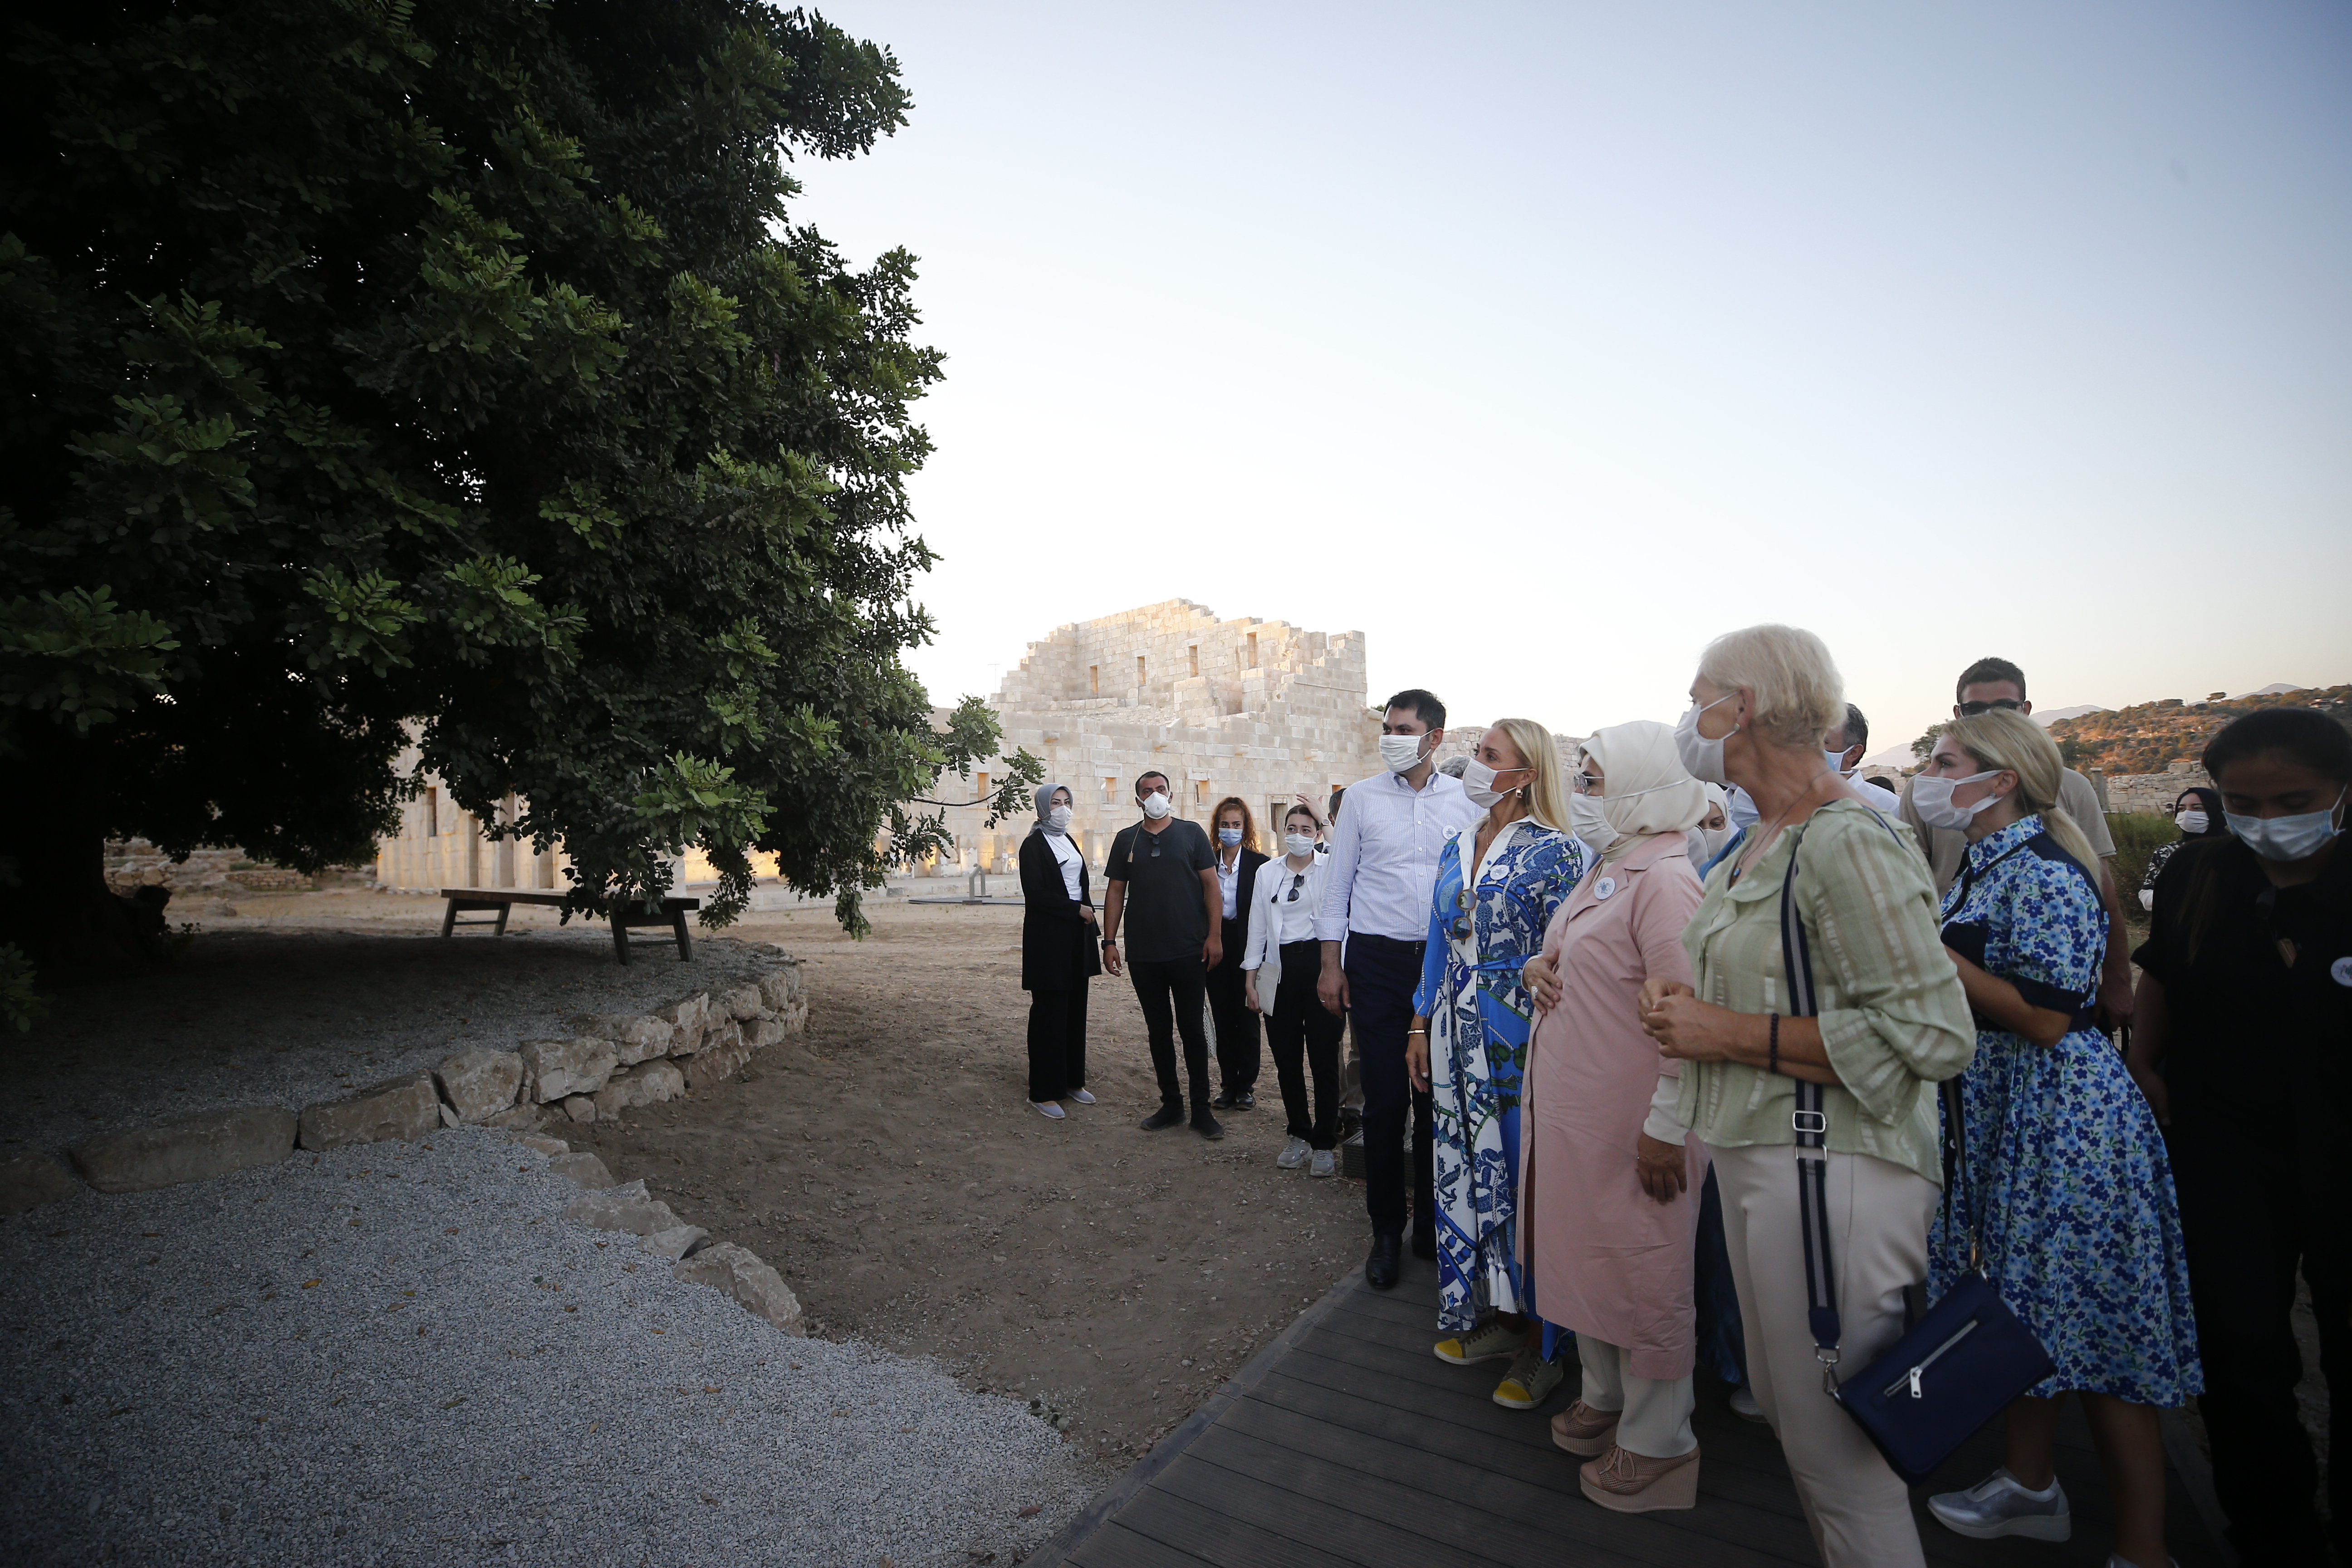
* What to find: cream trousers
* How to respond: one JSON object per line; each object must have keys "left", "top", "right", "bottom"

{"left": 1710, "top": 1139, "right": 1939, "bottom": 1568}
{"left": 1578, "top": 1336, "right": 1697, "bottom": 1458}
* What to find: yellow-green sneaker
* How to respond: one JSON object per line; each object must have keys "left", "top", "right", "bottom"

{"left": 1433, "top": 1318, "right": 1521, "bottom": 1366}
{"left": 1493, "top": 1347, "right": 1566, "bottom": 1410}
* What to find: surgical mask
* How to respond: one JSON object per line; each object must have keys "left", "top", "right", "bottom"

{"left": 1139, "top": 791, "right": 1173, "bottom": 821}
{"left": 1911, "top": 770, "right": 2003, "bottom": 830}
{"left": 1217, "top": 827, "right": 1243, "bottom": 846}
{"left": 1460, "top": 757, "right": 1522, "bottom": 809}
{"left": 1378, "top": 732, "right": 1427, "bottom": 773}
{"left": 1569, "top": 789, "right": 1614, "bottom": 847}
{"left": 2174, "top": 808, "right": 2207, "bottom": 835}
{"left": 2225, "top": 789, "right": 2345, "bottom": 863}
{"left": 1673, "top": 695, "right": 1739, "bottom": 786}
{"left": 1045, "top": 806, "right": 1073, "bottom": 833}
{"left": 1824, "top": 749, "right": 1855, "bottom": 779}
{"left": 1283, "top": 832, "right": 1317, "bottom": 858}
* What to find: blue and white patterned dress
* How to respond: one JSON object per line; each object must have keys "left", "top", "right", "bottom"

{"left": 1929, "top": 814, "right": 2201, "bottom": 1404}
{"left": 1413, "top": 817, "right": 1588, "bottom": 1333}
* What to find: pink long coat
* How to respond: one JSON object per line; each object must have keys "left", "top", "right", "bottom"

{"left": 1519, "top": 832, "right": 1708, "bottom": 1382}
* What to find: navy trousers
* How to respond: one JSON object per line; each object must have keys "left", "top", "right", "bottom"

{"left": 1346, "top": 933, "right": 1434, "bottom": 1239}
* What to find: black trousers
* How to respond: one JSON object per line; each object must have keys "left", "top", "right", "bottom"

{"left": 1128, "top": 955, "right": 1213, "bottom": 1112}
{"left": 1266, "top": 942, "right": 1343, "bottom": 1148}
{"left": 1347, "top": 933, "right": 1434, "bottom": 1239}
{"left": 2170, "top": 1121, "right": 2350, "bottom": 1563}
{"left": 1206, "top": 915, "right": 1261, "bottom": 1094}
{"left": 1024, "top": 984, "right": 1087, "bottom": 1103}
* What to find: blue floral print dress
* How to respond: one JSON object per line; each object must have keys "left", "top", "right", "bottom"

{"left": 1929, "top": 814, "right": 2201, "bottom": 1404}
{"left": 1413, "top": 817, "right": 1588, "bottom": 1334}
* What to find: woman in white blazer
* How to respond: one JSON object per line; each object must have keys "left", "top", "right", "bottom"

{"left": 1244, "top": 802, "right": 1344, "bottom": 1176}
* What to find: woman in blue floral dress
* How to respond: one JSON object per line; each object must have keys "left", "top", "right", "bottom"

{"left": 1405, "top": 718, "right": 1588, "bottom": 1411}
{"left": 1914, "top": 710, "right": 2199, "bottom": 1568}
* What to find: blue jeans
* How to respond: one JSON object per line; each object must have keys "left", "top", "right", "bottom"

{"left": 1347, "top": 934, "right": 1433, "bottom": 1239}
{"left": 1695, "top": 1163, "right": 1748, "bottom": 1386}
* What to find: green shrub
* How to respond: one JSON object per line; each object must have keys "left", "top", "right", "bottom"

{"left": 2106, "top": 812, "right": 2177, "bottom": 897}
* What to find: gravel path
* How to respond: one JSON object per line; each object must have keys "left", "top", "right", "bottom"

{"left": 1, "top": 927, "right": 770, "bottom": 1156}
{"left": 0, "top": 1128, "right": 1091, "bottom": 1565}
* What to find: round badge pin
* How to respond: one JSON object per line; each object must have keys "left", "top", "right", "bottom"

{"left": 1593, "top": 876, "right": 1617, "bottom": 901}
{"left": 2333, "top": 956, "right": 2352, "bottom": 988}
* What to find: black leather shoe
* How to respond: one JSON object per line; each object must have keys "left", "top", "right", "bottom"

{"left": 1365, "top": 1234, "right": 1401, "bottom": 1290}
{"left": 1139, "top": 1103, "right": 1184, "bottom": 1132}
{"left": 1210, "top": 1091, "right": 1237, "bottom": 1110}
{"left": 1234, "top": 1089, "right": 1256, "bottom": 1109}
{"left": 1411, "top": 1227, "right": 1437, "bottom": 1261}
{"left": 1191, "top": 1110, "right": 1226, "bottom": 1141}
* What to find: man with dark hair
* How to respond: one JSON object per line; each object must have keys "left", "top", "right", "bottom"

{"left": 1102, "top": 769, "right": 1226, "bottom": 1139}
{"left": 1317, "top": 687, "right": 1478, "bottom": 1289}
{"left": 1825, "top": 701, "right": 1899, "bottom": 815}
{"left": 1899, "top": 657, "right": 2134, "bottom": 1025}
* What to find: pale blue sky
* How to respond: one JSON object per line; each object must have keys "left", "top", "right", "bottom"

{"left": 789, "top": 1, "right": 2351, "bottom": 755}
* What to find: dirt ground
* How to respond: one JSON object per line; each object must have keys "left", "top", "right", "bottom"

{"left": 564, "top": 899, "right": 1372, "bottom": 1470}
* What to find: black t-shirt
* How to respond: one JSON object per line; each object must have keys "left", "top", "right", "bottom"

{"left": 1106, "top": 819, "right": 1215, "bottom": 963}
{"left": 2134, "top": 835, "right": 2352, "bottom": 1142}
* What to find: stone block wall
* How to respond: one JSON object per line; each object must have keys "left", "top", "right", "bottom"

{"left": 2103, "top": 759, "right": 2215, "bottom": 817}
{"left": 103, "top": 841, "right": 320, "bottom": 897}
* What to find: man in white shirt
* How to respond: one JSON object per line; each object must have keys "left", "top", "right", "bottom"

{"left": 1826, "top": 702, "right": 1902, "bottom": 816}
{"left": 1317, "top": 688, "right": 1481, "bottom": 1290}
{"left": 1897, "top": 656, "right": 2133, "bottom": 1027}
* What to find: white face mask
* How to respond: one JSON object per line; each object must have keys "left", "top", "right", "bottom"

{"left": 1459, "top": 757, "right": 1523, "bottom": 809}
{"left": 1045, "top": 805, "right": 1073, "bottom": 833}
{"left": 2175, "top": 808, "right": 2208, "bottom": 835}
{"left": 1569, "top": 789, "right": 1614, "bottom": 847}
{"left": 1139, "top": 790, "right": 1173, "bottom": 820}
{"left": 1283, "top": 832, "right": 1317, "bottom": 858}
{"left": 2225, "top": 788, "right": 2345, "bottom": 863}
{"left": 1912, "top": 770, "right": 2004, "bottom": 830}
{"left": 1824, "top": 748, "right": 1855, "bottom": 779}
{"left": 1673, "top": 694, "right": 1739, "bottom": 786}
{"left": 1378, "top": 732, "right": 1428, "bottom": 773}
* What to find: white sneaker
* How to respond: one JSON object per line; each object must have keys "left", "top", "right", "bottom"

{"left": 1728, "top": 1383, "right": 1765, "bottom": 1422}
{"left": 1310, "top": 1149, "right": 1337, "bottom": 1178}
{"left": 1927, "top": 1468, "right": 2071, "bottom": 1541}
{"left": 1275, "top": 1135, "right": 1311, "bottom": 1169}
{"left": 1068, "top": 1088, "right": 1095, "bottom": 1105}
{"left": 1033, "top": 1101, "right": 1066, "bottom": 1120}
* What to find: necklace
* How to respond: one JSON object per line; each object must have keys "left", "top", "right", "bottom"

{"left": 1729, "top": 770, "right": 1834, "bottom": 885}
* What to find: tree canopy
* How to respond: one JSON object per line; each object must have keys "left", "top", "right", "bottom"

{"left": 0, "top": 0, "right": 1030, "bottom": 985}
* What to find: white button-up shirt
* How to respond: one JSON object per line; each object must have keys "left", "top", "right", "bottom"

{"left": 1315, "top": 767, "right": 1482, "bottom": 943}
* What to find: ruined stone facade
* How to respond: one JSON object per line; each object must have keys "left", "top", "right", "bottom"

{"left": 942, "top": 600, "right": 1383, "bottom": 872}
{"left": 2097, "top": 759, "right": 2216, "bottom": 817}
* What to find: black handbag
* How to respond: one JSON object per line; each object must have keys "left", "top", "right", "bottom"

{"left": 1778, "top": 822, "right": 2056, "bottom": 1487}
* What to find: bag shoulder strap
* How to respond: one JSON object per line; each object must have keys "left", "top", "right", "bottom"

{"left": 1779, "top": 823, "right": 1845, "bottom": 1388}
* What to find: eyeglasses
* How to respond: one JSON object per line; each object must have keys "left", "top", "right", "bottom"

{"left": 1572, "top": 772, "right": 1599, "bottom": 795}
{"left": 1285, "top": 873, "right": 1306, "bottom": 902}
{"left": 1956, "top": 698, "right": 2024, "bottom": 716}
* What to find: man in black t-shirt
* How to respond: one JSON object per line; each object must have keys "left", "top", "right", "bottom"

{"left": 1102, "top": 770, "right": 1225, "bottom": 1138}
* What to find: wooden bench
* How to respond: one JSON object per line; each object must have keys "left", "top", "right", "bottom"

{"left": 437, "top": 887, "right": 702, "bottom": 965}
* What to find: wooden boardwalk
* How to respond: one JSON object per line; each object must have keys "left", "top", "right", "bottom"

{"left": 1038, "top": 1254, "right": 2229, "bottom": 1568}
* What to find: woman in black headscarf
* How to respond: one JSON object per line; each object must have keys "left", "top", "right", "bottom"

{"left": 1017, "top": 783, "right": 1101, "bottom": 1119}
{"left": 2139, "top": 786, "right": 2227, "bottom": 911}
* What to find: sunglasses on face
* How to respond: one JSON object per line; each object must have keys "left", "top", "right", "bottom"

{"left": 1957, "top": 698, "right": 2024, "bottom": 716}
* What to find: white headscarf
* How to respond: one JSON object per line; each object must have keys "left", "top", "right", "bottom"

{"left": 1688, "top": 783, "right": 1735, "bottom": 867}
{"left": 1578, "top": 721, "right": 1709, "bottom": 868}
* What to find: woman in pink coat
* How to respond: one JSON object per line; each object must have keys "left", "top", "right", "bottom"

{"left": 1520, "top": 719, "right": 1711, "bottom": 1512}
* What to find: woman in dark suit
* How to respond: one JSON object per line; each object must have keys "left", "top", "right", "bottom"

{"left": 1018, "top": 782, "right": 1101, "bottom": 1120}
{"left": 1206, "top": 796, "right": 1270, "bottom": 1110}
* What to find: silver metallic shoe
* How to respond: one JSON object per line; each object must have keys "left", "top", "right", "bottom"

{"left": 1927, "top": 1467, "right": 2071, "bottom": 1541}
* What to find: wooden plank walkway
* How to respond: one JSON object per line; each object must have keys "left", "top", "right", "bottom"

{"left": 1038, "top": 1253, "right": 2228, "bottom": 1568}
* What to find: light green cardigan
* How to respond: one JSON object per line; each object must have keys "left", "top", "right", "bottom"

{"left": 1676, "top": 800, "right": 1975, "bottom": 1186}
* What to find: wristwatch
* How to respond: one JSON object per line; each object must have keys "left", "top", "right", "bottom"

{"left": 1101, "top": 936, "right": 1118, "bottom": 948}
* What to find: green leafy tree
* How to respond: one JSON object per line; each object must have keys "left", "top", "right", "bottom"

{"left": 0, "top": 0, "right": 1034, "bottom": 976}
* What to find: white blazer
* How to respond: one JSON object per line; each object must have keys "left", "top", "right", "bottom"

{"left": 1241, "top": 852, "right": 1331, "bottom": 993}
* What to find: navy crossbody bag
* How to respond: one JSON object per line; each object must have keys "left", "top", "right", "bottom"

{"left": 1779, "top": 822, "right": 2054, "bottom": 1487}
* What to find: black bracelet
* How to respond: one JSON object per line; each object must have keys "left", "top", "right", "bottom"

{"left": 1101, "top": 936, "right": 1117, "bottom": 948}
{"left": 1768, "top": 1012, "right": 1780, "bottom": 1075}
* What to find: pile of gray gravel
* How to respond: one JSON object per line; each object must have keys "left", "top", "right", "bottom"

{"left": 0, "top": 927, "right": 771, "bottom": 1156}
{"left": 0, "top": 1128, "right": 1092, "bottom": 1565}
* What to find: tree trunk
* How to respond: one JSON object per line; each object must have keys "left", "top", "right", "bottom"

{"left": 0, "top": 726, "right": 166, "bottom": 980}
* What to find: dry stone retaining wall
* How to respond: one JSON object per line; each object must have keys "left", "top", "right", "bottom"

{"left": 0, "top": 943, "right": 813, "bottom": 1336}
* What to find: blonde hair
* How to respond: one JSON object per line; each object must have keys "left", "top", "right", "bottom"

{"left": 1697, "top": 624, "right": 1843, "bottom": 748}
{"left": 1487, "top": 717, "right": 1573, "bottom": 834}
{"left": 1941, "top": 709, "right": 2102, "bottom": 877}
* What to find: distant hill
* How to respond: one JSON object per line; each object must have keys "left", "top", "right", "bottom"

{"left": 2031, "top": 704, "right": 2108, "bottom": 727}
{"left": 2045, "top": 684, "right": 2352, "bottom": 775}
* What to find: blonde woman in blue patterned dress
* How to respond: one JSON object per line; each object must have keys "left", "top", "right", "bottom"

{"left": 1404, "top": 718, "right": 1588, "bottom": 1410}
{"left": 1915, "top": 709, "right": 2199, "bottom": 1568}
